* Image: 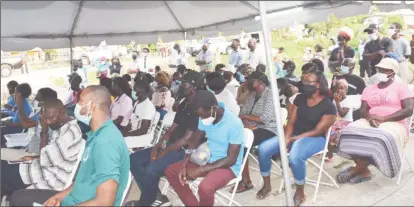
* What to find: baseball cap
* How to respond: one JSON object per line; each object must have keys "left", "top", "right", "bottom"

{"left": 363, "top": 24, "right": 379, "bottom": 33}
{"left": 375, "top": 57, "right": 399, "bottom": 73}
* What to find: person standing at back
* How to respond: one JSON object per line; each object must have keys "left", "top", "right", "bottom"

{"left": 195, "top": 43, "right": 214, "bottom": 73}
{"left": 328, "top": 27, "right": 355, "bottom": 75}
{"left": 363, "top": 24, "right": 383, "bottom": 77}
{"left": 247, "top": 38, "right": 265, "bottom": 69}
{"left": 126, "top": 51, "right": 140, "bottom": 79}
{"left": 229, "top": 39, "right": 244, "bottom": 73}
{"left": 389, "top": 22, "right": 411, "bottom": 83}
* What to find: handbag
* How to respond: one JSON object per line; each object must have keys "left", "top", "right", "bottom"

{"left": 190, "top": 142, "right": 211, "bottom": 166}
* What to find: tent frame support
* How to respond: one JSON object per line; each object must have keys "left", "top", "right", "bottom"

{"left": 69, "top": 0, "right": 84, "bottom": 72}
{"left": 258, "top": 1, "right": 294, "bottom": 206}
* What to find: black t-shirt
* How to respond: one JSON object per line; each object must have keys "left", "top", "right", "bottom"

{"left": 363, "top": 39, "right": 382, "bottom": 71}
{"left": 169, "top": 98, "right": 199, "bottom": 144}
{"left": 331, "top": 74, "right": 366, "bottom": 95}
{"left": 293, "top": 94, "right": 337, "bottom": 135}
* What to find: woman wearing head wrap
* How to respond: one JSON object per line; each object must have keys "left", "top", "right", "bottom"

{"left": 328, "top": 27, "right": 356, "bottom": 76}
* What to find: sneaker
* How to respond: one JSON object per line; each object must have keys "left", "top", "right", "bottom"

{"left": 151, "top": 194, "right": 171, "bottom": 207}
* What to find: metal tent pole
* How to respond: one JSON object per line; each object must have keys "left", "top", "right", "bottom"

{"left": 69, "top": 37, "right": 73, "bottom": 73}
{"left": 258, "top": 1, "right": 294, "bottom": 206}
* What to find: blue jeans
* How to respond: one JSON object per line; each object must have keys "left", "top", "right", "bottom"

{"left": 130, "top": 147, "right": 185, "bottom": 205}
{"left": 156, "top": 108, "right": 168, "bottom": 120}
{"left": 258, "top": 136, "right": 326, "bottom": 185}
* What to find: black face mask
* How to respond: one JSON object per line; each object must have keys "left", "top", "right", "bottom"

{"left": 302, "top": 85, "right": 316, "bottom": 96}
{"left": 132, "top": 55, "right": 137, "bottom": 60}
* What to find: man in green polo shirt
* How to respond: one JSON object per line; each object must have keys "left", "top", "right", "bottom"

{"left": 9, "top": 85, "right": 130, "bottom": 206}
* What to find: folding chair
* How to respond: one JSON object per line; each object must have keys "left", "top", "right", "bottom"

{"left": 397, "top": 113, "right": 414, "bottom": 185}
{"left": 278, "top": 126, "right": 339, "bottom": 204}
{"left": 187, "top": 128, "right": 254, "bottom": 206}
{"left": 125, "top": 112, "right": 160, "bottom": 152}
{"left": 57, "top": 139, "right": 86, "bottom": 191}
{"left": 120, "top": 172, "right": 133, "bottom": 206}
{"left": 155, "top": 111, "right": 176, "bottom": 145}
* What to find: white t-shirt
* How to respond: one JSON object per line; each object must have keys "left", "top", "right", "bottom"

{"left": 130, "top": 98, "right": 156, "bottom": 131}
{"left": 215, "top": 89, "right": 240, "bottom": 115}
{"left": 225, "top": 79, "right": 240, "bottom": 98}
{"left": 334, "top": 97, "right": 353, "bottom": 122}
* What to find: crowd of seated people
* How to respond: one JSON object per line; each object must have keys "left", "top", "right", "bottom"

{"left": 2, "top": 41, "right": 413, "bottom": 207}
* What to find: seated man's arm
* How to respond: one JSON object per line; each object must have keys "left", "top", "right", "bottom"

{"left": 75, "top": 179, "right": 118, "bottom": 206}
{"left": 75, "top": 141, "right": 125, "bottom": 206}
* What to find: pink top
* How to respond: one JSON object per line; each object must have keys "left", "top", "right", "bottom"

{"left": 152, "top": 87, "right": 174, "bottom": 111}
{"left": 110, "top": 93, "right": 133, "bottom": 127}
{"left": 362, "top": 81, "right": 414, "bottom": 129}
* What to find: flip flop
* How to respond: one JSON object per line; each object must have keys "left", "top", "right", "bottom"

{"left": 256, "top": 189, "right": 272, "bottom": 200}
{"left": 336, "top": 167, "right": 353, "bottom": 184}
{"left": 293, "top": 194, "right": 306, "bottom": 206}
{"left": 229, "top": 182, "right": 254, "bottom": 194}
{"left": 349, "top": 175, "right": 372, "bottom": 185}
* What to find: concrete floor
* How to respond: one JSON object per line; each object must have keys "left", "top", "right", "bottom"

{"left": 124, "top": 136, "right": 414, "bottom": 206}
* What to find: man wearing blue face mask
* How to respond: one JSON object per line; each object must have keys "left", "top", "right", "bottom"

{"left": 331, "top": 58, "right": 366, "bottom": 96}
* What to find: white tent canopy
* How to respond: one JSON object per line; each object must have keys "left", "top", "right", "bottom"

{"left": 2, "top": 1, "right": 414, "bottom": 51}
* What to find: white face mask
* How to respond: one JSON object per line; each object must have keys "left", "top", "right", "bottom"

{"left": 201, "top": 107, "right": 216, "bottom": 126}
{"left": 376, "top": 73, "right": 389, "bottom": 83}
{"left": 388, "top": 29, "right": 396, "bottom": 37}
{"left": 369, "top": 33, "right": 378, "bottom": 41}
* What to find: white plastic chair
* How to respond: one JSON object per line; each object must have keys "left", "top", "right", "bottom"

{"left": 125, "top": 112, "right": 160, "bottom": 152}
{"left": 188, "top": 128, "right": 254, "bottom": 206}
{"left": 397, "top": 113, "right": 414, "bottom": 185}
{"left": 155, "top": 111, "right": 176, "bottom": 145}
{"left": 57, "top": 139, "right": 86, "bottom": 191}
{"left": 120, "top": 172, "right": 133, "bottom": 206}
{"left": 278, "top": 126, "right": 339, "bottom": 204}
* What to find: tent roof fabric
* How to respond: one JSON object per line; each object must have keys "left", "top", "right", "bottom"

{"left": 1, "top": 1, "right": 413, "bottom": 51}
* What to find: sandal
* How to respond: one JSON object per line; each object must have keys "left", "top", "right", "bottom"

{"left": 349, "top": 175, "right": 371, "bottom": 185}
{"left": 229, "top": 182, "right": 254, "bottom": 194}
{"left": 335, "top": 167, "right": 353, "bottom": 184}
{"left": 293, "top": 194, "right": 306, "bottom": 206}
{"left": 256, "top": 188, "right": 272, "bottom": 200}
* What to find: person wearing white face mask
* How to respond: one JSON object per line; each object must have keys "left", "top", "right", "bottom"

{"left": 363, "top": 24, "right": 384, "bottom": 77}
{"left": 335, "top": 57, "right": 414, "bottom": 185}
{"left": 389, "top": 22, "right": 411, "bottom": 83}
{"left": 164, "top": 90, "right": 244, "bottom": 206}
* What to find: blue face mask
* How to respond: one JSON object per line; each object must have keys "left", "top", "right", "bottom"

{"left": 206, "top": 86, "right": 214, "bottom": 92}
{"left": 237, "top": 71, "right": 246, "bottom": 83}
{"left": 131, "top": 91, "right": 138, "bottom": 101}
{"left": 74, "top": 103, "right": 92, "bottom": 126}
{"left": 175, "top": 80, "right": 182, "bottom": 84}
{"left": 340, "top": 65, "right": 350, "bottom": 74}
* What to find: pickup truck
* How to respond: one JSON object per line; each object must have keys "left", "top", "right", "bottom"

{"left": 1, "top": 55, "right": 25, "bottom": 77}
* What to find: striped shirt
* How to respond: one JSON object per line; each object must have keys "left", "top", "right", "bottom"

{"left": 19, "top": 119, "right": 83, "bottom": 190}
{"left": 240, "top": 87, "right": 277, "bottom": 134}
